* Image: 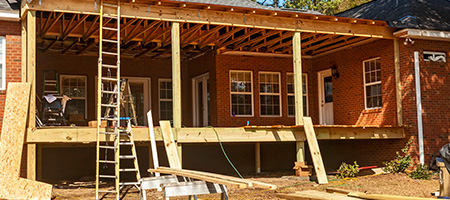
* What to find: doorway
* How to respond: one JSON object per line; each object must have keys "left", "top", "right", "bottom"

{"left": 318, "top": 69, "right": 334, "bottom": 125}
{"left": 192, "top": 73, "right": 210, "bottom": 127}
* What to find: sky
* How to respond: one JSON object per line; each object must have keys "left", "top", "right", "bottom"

{"left": 256, "top": 0, "right": 287, "bottom": 7}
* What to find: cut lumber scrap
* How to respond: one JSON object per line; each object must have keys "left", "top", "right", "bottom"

{"left": 153, "top": 166, "right": 277, "bottom": 190}
{"left": 148, "top": 168, "right": 247, "bottom": 189}
{"left": 0, "top": 82, "right": 32, "bottom": 176}
{"left": 325, "top": 187, "right": 353, "bottom": 195}
{"left": 347, "top": 192, "right": 435, "bottom": 200}
{"left": 0, "top": 83, "right": 52, "bottom": 200}
{"left": 277, "top": 190, "right": 361, "bottom": 200}
{"left": 159, "top": 120, "right": 182, "bottom": 169}
{"left": 303, "top": 117, "right": 328, "bottom": 184}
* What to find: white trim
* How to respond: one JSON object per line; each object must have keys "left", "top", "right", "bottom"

{"left": 363, "top": 57, "right": 382, "bottom": 110}
{"left": 0, "top": 37, "right": 5, "bottom": 90}
{"left": 259, "top": 71, "right": 282, "bottom": 117}
{"left": 0, "top": 11, "right": 19, "bottom": 21}
{"left": 60, "top": 74, "right": 88, "bottom": 119}
{"left": 394, "top": 29, "right": 450, "bottom": 41}
{"left": 318, "top": 69, "right": 332, "bottom": 125}
{"left": 414, "top": 51, "right": 425, "bottom": 165}
{"left": 159, "top": 78, "right": 173, "bottom": 120}
{"left": 287, "top": 72, "right": 308, "bottom": 117}
{"left": 229, "top": 70, "right": 254, "bottom": 117}
{"left": 192, "top": 73, "right": 209, "bottom": 127}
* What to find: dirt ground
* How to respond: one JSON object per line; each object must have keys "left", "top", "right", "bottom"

{"left": 51, "top": 171, "right": 440, "bottom": 199}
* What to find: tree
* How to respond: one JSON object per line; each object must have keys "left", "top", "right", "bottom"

{"left": 254, "top": 0, "right": 372, "bottom": 15}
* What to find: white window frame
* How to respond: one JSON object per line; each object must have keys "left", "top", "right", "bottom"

{"left": 423, "top": 51, "right": 446, "bottom": 62}
{"left": 159, "top": 79, "right": 173, "bottom": 120}
{"left": 363, "top": 57, "right": 382, "bottom": 110}
{"left": 259, "top": 71, "right": 282, "bottom": 117}
{"left": 0, "top": 37, "right": 6, "bottom": 90}
{"left": 60, "top": 75, "right": 88, "bottom": 119}
{"left": 287, "top": 73, "right": 308, "bottom": 117}
{"left": 229, "top": 70, "right": 254, "bottom": 117}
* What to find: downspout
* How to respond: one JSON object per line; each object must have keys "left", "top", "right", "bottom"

{"left": 414, "top": 51, "right": 424, "bottom": 164}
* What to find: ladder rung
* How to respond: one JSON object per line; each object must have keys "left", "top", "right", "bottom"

{"left": 102, "top": 51, "right": 118, "bottom": 56}
{"left": 119, "top": 155, "right": 136, "bottom": 159}
{"left": 101, "top": 104, "right": 118, "bottom": 108}
{"left": 101, "top": 77, "right": 119, "bottom": 81}
{"left": 102, "top": 39, "right": 118, "bottom": 44}
{"left": 102, "top": 90, "right": 118, "bottom": 94}
{"left": 119, "top": 142, "right": 133, "bottom": 145}
{"left": 45, "top": 80, "right": 57, "bottom": 83}
{"left": 99, "top": 131, "right": 117, "bottom": 135}
{"left": 103, "top": 3, "right": 118, "bottom": 7}
{"left": 99, "top": 160, "right": 117, "bottom": 164}
{"left": 45, "top": 83, "right": 57, "bottom": 86}
{"left": 99, "top": 145, "right": 117, "bottom": 149}
{"left": 119, "top": 168, "right": 138, "bottom": 172}
{"left": 119, "top": 182, "right": 140, "bottom": 186}
{"left": 99, "top": 175, "right": 117, "bottom": 179}
{"left": 44, "top": 91, "right": 58, "bottom": 93}
{"left": 102, "top": 27, "right": 118, "bottom": 31}
{"left": 98, "top": 190, "right": 118, "bottom": 193}
{"left": 119, "top": 129, "right": 131, "bottom": 133}
{"left": 101, "top": 117, "right": 118, "bottom": 121}
{"left": 102, "top": 63, "right": 118, "bottom": 69}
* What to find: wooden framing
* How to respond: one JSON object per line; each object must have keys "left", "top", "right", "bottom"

{"left": 171, "top": 22, "right": 182, "bottom": 129}
{"left": 394, "top": 39, "right": 403, "bottom": 126}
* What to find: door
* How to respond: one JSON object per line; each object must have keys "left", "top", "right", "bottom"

{"left": 192, "top": 73, "right": 210, "bottom": 127}
{"left": 318, "top": 69, "right": 334, "bottom": 125}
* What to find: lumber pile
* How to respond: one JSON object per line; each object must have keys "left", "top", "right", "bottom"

{"left": 0, "top": 83, "right": 52, "bottom": 199}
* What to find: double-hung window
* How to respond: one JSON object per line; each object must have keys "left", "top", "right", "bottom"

{"left": 230, "top": 70, "right": 253, "bottom": 116}
{"left": 159, "top": 79, "right": 173, "bottom": 120}
{"left": 287, "top": 73, "right": 308, "bottom": 116}
{"left": 0, "top": 37, "right": 5, "bottom": 90}
{"left": 60, "top": 75, "right": 87, "bottom": 119}
{"left": 259, "top": 72, "right": 281, "bottom": 116}
{"left": 363, "top": 58, "right": 382, "bottom": 109}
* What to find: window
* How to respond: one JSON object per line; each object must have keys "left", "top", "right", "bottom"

{"left": 424, "top": 51, "right": 446, "bottom": 62}
{"left": 363, "top": 58, "right": 382, "bottom": 109}
{"left": 287, "top": 73, "right": 308, "bottom": 116}
{"left": 230, "top": 70, "right": 253, "bottom": 116}
{"left": 60, "top": 75, "right": 87, "bottom": 119}
{"left": 0, "top": 37, "right": 5, "bottom": 90}
{"left": 259, "top": 72, "right": 281, "bottom": 116}
{"left": 159, "top": 79, "right": 173, "bottom": 120}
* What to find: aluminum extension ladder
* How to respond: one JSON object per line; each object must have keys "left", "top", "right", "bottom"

{"left": 95, "top": 0, "right": 141, "bottom": 199}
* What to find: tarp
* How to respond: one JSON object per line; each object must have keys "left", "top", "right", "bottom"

{"left": 439, "top": 143, "right": 450, "bottom": 173}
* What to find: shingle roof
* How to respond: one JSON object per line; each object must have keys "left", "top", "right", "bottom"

{"left": 336, "top": 0, "right": 450, "bottom": 31}
{"left": 0, "top": 0, "right": 20, "bottom": 11}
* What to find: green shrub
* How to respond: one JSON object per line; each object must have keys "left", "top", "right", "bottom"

{"left": 383, "top": 139, "right": 412, "bottom": 173}
{"left": 408, "top": 164, "right": 431, "bottom": 180}
{"left": 337, "top": 161, "right": 360, "bottom": 178}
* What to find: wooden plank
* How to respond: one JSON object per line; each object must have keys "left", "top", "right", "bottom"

{"left": 0, "top": 83, "right": 31, "bottom": 177}
{"left": 303, "top": 117, "right": 328, "bottom": 184}
{"left": 0, "top": 177, "right": 52, "bottom": 200}
{"left": 21, "top": 18, "right": 26, "bottom": 82}
{"left": 171, "top": 22, "right": 182, "bottom": 129}
{"left": 148, "top": 168, "right": 247, "bottom": 189}
{"left": 277, "top": 190, "right": 360, "bottom": 200}
{"left": 27, "top": 144, "right": 36, "bottom": 180}
{"left": 394, "top": 39, "right": 403, "bottom": 126}
{"left": 27, "top": 10, "right": 36, "bottom": 129}
{"left": 293, "top": 31, "right": 303, "bottom": 125}
{"left": 147, "top": 111, "right": 160, "bottom": 177}
{"left": 160, "top": 120, "right": 182, "bottom": 169}
{"left": 255, "top": 142, "right": 261, "bottom": 173}
{"left": 347, "top": 192, "right": 435, "bottom": 200}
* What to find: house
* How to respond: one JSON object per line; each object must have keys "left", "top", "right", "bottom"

{"left": 3, "top": 0, "right": 445, "bottom": 182}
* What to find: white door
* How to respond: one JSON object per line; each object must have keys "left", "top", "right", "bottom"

{"left": 192, "top": 73, "right": 209, "bottom": 127}
{"left": 318, "top": 69, "right": 334, "bottom": 125}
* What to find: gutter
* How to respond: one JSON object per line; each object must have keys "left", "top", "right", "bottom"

{"left": 0, "top": 11, "right": 20, "bottom": 22}
{"left": 414, "top": 51, "right": 425, "bottom": 165}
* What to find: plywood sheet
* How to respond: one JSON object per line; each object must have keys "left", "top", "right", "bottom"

{"left": 0, "top": 83, "right": 31, "bottom": 177}
{"left": 159, "top": 120, "right": 181, "bottom": 169}
{"left": 303, "top": 117, "right": 328, "bottom": 184}
{"left": 0, "top": 176, "right": 52, "bottom": 200}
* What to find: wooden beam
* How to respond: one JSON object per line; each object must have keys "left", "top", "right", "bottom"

{"left": 172, "top": 22, "right": 182, "bottom": 129}
{"left": 123, "top": 19, "right": 144, "bottom": 44}
{"left": 21, "top": 17, "right": 27, "bottom": 82}
{"left": 312, "top": 37, "right": 368, "bottom": 54}
{"left": 301, "top": 35, "right": 341, "bottom": 53}
{"left": 25, "top": 0, "right": 395, "bottom": 38}
{"left": 394, "top": 39, "right": 403, "bottom": 126}
{"left": 40, "top": 12, "right": 62, "bottom": 37}
{"left": 62, "top": 14, "right": 88, "bottom": 40}
{"left": 215, "top": 27, "right": 244, "bottom": 46}
{"left": 125, "top": 20, "right": 160, "bottom": 45}
{"left": 134, "top": 43, "right": 161, "bottom": 58}
{"left": 62, "top": 39, "right": 78, "bottom": 54}
{"left": 160, "top": 121, "right": 182, "bottom": 169}
{"left": 83, "top": 15, "right": 99, "bottom": 40}
{"left": 77, "top": 39, "right": 96, "bottom": 55}
{"left": 233, "top": 30, "right": 280, "bottom": 50}
{"left": 185, "top": 25, "right": 225, "bottom": 48}
{"left": 303, "top": 117, "right": 328, "bottom": 184}
{"left": 27, "top": 11, "right": 36, "bottom": 128}
{"left": 219, "top": 28, "right": 263, "bottom": 49}
{"left": 122, "top": 41, "right": 141, "bottom": 54}
{"left": 267, "top": 40, "right": 292, "bottom": 52}
{"left": 250, "top": 32, "right": 293, "bottom": 51}
{"left": 293, "top": 31, "right": 303, "bottom": 125}
{"left": 43, "top": 39, "right": 58, "bottom": 52}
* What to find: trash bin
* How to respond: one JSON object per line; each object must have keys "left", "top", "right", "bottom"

{"left": 438, "top": 157, "right": 450, "bottom": 197}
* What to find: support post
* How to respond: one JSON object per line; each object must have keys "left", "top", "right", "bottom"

{"left": 293, "top": 31, "right": 305, "bottom": 163}
{"left": 414, "top": 51, "right": 424, "bottom": 165}
{"left": 27, "top": 144, "right": 36, "bottom": 180}
{"left": 21, "top": 18, "right": 26, "bottom": 83}
{"left": 394, "top": 39, "right": 403, "bottom": 126}
{"left": 255, "top": 142, "right": 261, "bottom": 174}
{"left": 171, "top": 22, "right": 182, "bottom": 164}
{"left": 26, "top": 10, "right": 36, "bottom": 128}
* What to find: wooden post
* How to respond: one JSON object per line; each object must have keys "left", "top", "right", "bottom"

{"left": 394, "top": 39, "right": 403, "bottom": 126}
{"left": 171, "top": 22, "right": 182, "bottom": 164}
{"left": 255, "top": 142, "right": 261, "bottom": 173}
{"left": 27, "top": 144, "right": 36, "bottom": 180}
{"left": 21, "top": 18, "right": 26, "bottom": 83}
{"left": 293, "top": 31, "right": 305, "bottom": 163}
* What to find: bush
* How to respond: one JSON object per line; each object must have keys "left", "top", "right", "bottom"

{"left": 409, "top": 164, "right": 431, "bottom": 180}
{"left": 337, "top": 161, "right": 360, "bottom": 178}
{"left": 383, "top": 139, "right": 412, "bottom": 173}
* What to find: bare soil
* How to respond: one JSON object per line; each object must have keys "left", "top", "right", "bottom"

{"left": 51, "top": 172, "right": 439, "bottom": 199}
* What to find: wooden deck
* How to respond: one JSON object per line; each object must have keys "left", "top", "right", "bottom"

{"left": 27, "top": 125, "right": 405, "bottom": 144}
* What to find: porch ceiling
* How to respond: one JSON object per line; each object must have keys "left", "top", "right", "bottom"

{"left": 36, "top": 11, "right": 378, "bottom": 59}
